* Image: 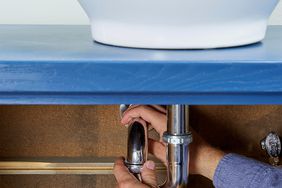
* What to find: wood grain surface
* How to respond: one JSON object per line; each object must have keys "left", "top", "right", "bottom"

{"left": 0, "top": 105, "right": 281, "bottom": 187}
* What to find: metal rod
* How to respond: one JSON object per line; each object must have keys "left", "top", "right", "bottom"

{"left": 167, "top": 105, "right": 189, "bottom": 134}
{"left": 163, "top": 105, "right": 192, "bottom": 188}
{"left": 0, "top": 157, "right": 165, "bottom": 175}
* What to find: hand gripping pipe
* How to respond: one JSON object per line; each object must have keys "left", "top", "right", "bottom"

{"left": 120, "top": 105, "right": 192, "bottom": 187}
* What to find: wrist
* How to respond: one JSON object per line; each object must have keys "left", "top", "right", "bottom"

{"left": 197, "top": 146, "right": 225, "bottom": 180}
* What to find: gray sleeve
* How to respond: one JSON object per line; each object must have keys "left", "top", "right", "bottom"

{"left": 213, "top": 153, "right": 282, "bottom": 188}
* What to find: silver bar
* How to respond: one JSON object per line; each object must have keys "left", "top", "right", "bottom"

{"left": 163, "top": 105, "right": 192, "bottom": 188}
{"left": 167, "top": 105, "right": 189, "bottom": 134}
{"left": 0, "top": 157, "right": 165, "bottom": 175}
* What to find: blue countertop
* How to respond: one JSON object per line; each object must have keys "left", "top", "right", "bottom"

{"left": 0, "top": 25, "right": 282, "bottom": 104}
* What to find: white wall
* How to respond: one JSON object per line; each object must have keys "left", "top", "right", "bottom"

{"left": 0, "top": 0, "right": 88, "bottom": 25}
{"left": 270, "top": 1, "right": 282, "bottom": 24}
{"left": 0, "top": 0, "right": 281, "bottom": 25}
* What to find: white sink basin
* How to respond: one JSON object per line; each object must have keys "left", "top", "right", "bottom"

{"left": 78, "top": 0, "right": 280, "bottom": 49}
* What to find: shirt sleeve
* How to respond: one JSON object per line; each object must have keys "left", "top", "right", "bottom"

{"left": 213, "top": 153, "right": 282, "bottom": 188}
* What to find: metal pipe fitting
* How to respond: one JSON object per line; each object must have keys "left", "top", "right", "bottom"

{"left": 120, "top": 105, "right": 148, "bottom": 181}
{"left": 120, "top": 104, "right": 192, "bottom": 187}
{"left": 163, "top": 105, "right": 192, "bottom": 188}
{"left": 126, "top": 121, "right": 148, "bottom": 180}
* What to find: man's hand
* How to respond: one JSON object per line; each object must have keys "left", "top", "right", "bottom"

{"left": 116, "top": 105, "right": 225, "bottom": 186}
{"left": 114, "top": 157, "right": 158, "bottom": 188}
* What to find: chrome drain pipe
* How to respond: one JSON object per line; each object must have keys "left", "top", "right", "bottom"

{"left": 125, "top": 120, "right": 148, "bottom": 181}
{"left": 120, "top": 105, "right": 148, "bottom": 182}
{"left": 162, "top": 105, "right": 193, "bottom": 188}
{"left": 120, "top": 104, "right": 192, "bottom": 187}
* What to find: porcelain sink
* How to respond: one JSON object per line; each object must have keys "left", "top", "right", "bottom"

{"left": 78, "top": 0, "right": 280, "bottom": 49}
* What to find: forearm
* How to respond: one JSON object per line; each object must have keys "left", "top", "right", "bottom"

{"left": 195, "top": 146, "right": 225, "bottom": 180}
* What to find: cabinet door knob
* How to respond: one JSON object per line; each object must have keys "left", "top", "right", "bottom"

{"left": 261, "top": 132, "right": 281, "bottom": 166}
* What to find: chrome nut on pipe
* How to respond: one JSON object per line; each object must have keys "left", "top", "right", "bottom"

{"left": 163, "top": 133, "right": 193, "bottom": 146}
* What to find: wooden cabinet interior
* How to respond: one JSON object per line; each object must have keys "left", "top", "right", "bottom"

{"left": 0, "top": 105, "right": 281, "bottom": 188}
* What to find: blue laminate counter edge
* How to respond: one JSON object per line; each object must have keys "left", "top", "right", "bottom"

{"left": 0, "top": 25, "right": 282, "bottom": 104}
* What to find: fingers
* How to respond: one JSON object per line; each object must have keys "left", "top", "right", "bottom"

{"left": 113, "top": 157, "right": 138, "bottom": 187}
{"left": 121, "top": 105, "right": 167, "bottom": 136}
{"left": 149, "top": 105, "right": 166, "bottom": 114}
{"left": 141, "top": 161, "right": 158, "bottom": 188}
{"left": 124, "top": 105, "right": 166, "bottom": 115}
{"left": 148, "top": 139, "right": 166, "bottom": 163}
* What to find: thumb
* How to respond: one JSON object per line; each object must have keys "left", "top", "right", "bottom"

{"left": 141, "top": 161, "right": 158, "bottom": 188}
